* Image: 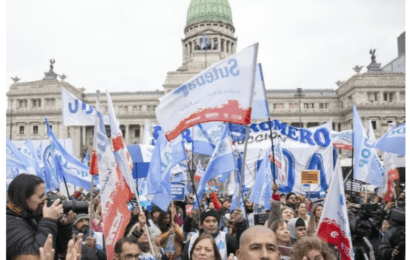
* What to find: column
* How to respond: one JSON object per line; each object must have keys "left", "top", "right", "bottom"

{"left": 82, "top": 126, "right": 86, "bottom": 146}
{"left": 125, "top": 124, "right": 130, "bottom": 145}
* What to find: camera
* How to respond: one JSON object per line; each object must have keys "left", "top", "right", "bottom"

{"left": 47, "top": 194, "right": 88, "bottom": 214}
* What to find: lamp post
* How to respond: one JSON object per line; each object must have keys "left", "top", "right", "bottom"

{"left": 294, "top": 88, "right": 305, "bottom": 127}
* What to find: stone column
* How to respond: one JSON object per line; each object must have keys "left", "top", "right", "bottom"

{"left": 82, "top": 126, "right": 86, "bottom": 146}
{"left": 125, "top": 124, "right": 130, "bottom": 145}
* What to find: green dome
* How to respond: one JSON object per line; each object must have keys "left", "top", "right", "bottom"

{"left": 186, "top": 0, "right": 233, "bottom": 26}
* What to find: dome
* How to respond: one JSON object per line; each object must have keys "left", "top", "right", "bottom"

{"left": 186, "top": 0, "right": 233, "bottom": 26}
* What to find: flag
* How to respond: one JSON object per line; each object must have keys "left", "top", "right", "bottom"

{"left": 330, "top": 130, "right": 353, "bottom": 150}
{"left": 127, "top": 144, "right": 155, "bottom": 179}
{"left": 195, "top": 124, "right": 236, "bottom": 206}
{"left": 36, "top": 141, "right": 44, "bottom": 166}
{"left": 251, "top": 63, "right": 270, "bottom": 119}
{"left": 374, "top": 123, "right": 405, "bottom": 156}
{"left": 378, "top": 153, "right": 400, "bottom": 202}
{"left": 106, "top": 90, "right": 136, "bottom": 193}
{"left": 142, "top": 121, "right": 162, "bottom": 145}
{"left": 249, "top": 152, "right": 273, "bottom": 210}
{"left": 45, "top": 118, "right": 92, "bottom": 190}
{"left": 61, "top": 87, "right": 110, "bottom": 126}
{"left": 271, "top": 142, "right": 285, "bottom": 182}
{"left": 230, "top": 171, "right": 247, "bottom": 219}
{"left": 156, "top": 43, "right": 259, "bottom": 141}
{"left": 82, "top": 149, "right": 90, "bottom": 166}
{"left": 192, "top": 124, "right": 215, "bottom": 156}
{"left": 93, "top": 94, "right": 132, "bottom": 260}
{"left": 20, "top": 139, "right": 42, "bottom": 176}
{"left": 6, "top": 137, "right": 29, "bottom": 172}
{"left": 201, "top": 33, "right": 207, "bottom": 50}
{"left": 353, "top": 105, "right": 384, "bottom": 187}
{"left": 316, "top": 159, "right": 353, "bottom": 260}
{"left": 367, "top": 120, "right": 376, "bottom": 142}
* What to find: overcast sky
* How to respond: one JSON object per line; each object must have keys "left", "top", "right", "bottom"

{"left": 6, "top": 0, "right": 405, "bottom": 94}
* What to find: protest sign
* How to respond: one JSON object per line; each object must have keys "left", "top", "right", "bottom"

{"left": 344, "top": 180, "right": 361, "bottom": 195}
{"left": 278, "top": 246, "right": 293, "bottom": 260}
{"left": 186, "top": 205, "right": 193, "bottom": 216}
{"left": 301, "top": 170, "right": 319, "bottom": 184}
{"left": 171, "top": 182, "right": 185, "bottom": 201}
{"left": 254, "top": 213, "right": 269, "bottom": 226}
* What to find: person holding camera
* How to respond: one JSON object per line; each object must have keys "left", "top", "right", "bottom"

{"left": 7, "top": 174, "right": 75, "bottom": 260}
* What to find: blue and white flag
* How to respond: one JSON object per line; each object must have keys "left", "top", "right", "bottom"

{"left": 20, "top": 139, "right": 41, "bottom": 176}
{"left": 230, "top": 172, "right": 247, "bottom": 219}
{"left": 201, "top": 33, "right": 207, "bottom": 49}
{"left": 192, "top": 124, "right": 215, "bottom": 156}
{"left": 195, "top": 124, "right": 236, "bottom": 207}
{"left": 6, "top": 137, "right": 29, "bottom": 172}
{"left": 353, "top": 105, "right": 384, "bottom": 187}
{"left": 45, "top": 118, "right": 93, "bottom": 190}
{"left": 61, "top": 87, "right": 110, "bottom": 126}
{"left": 36, "top": 141, "right": 44, "bottom": 166}
{"left": 374, "top": 123, "right": 405, "bottom": 156}
{"left": 251, "top": 63, "right": 270, "bottom": 119}
{"left": 249, "top": 152, "right": 273, "bottom": 210}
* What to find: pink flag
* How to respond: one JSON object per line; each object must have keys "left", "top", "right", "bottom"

{"left": 316, "top": 159, "right": 353, "bottom": 260}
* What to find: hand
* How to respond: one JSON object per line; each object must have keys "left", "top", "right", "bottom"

{"left": 232, "top": 208, "right": 243, "bottom": 223}
{"left": 392, "top": 246, "right": 400, "bottom": 257}
{"left": 66, "top": 233, "right": 83, "bottom": 260}
{"left": 43, "top": 199, "right": 63, "bottom": 220}
{"left": 40, "top": 234, "right": 55, "bottom": 260}
{"left": 132, "top": 206, "right": 140, "bottom": 216}
{"left": 60, "top": 210, "right": 77, "bottom": 225}
{"left": 85, "top": 237, "right": 96, "bottom": 250}
{"left": 271, "top": 183, "right": 279, "bottom": 191}
{"left": 169, "top": 222, "right": 176, "bottom": 234}
{"left": 138, "top": 212, "right": 146, "bottom": 226}
{"left": 227, "top": 253, "right": 235, "bottom": 260}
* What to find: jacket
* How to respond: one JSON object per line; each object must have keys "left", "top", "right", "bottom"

{"left": 6, "top": 202, "right": 72, "bottom": 260}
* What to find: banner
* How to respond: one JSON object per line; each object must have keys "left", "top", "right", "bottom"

{"left": 374, "top": 123, "right": 405, "bottom": 156}
{"left": 171, "top": 182, "right": 185, "bottom": 201}
{"left": 234, "top": 120, "right": 333, "bottom": 195}
{"left": 156, "top": 43, "right": 259, "bottom": 141}
{"left": 61, "top": 87, "right": 110, "bottom": 126}
{"left": 251, "top": 63, "right": 270, "bottom": 119}
{"left": 330, "top": 130, "right": 352, "bottom": 150}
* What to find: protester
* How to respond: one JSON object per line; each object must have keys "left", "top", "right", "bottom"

{"left": 157, "top": 210, "right": 184, "bottom": 259}
{"left": 270, "top": 220, "right": 291, "bottom": 247}
{"left": 306, "top": 204, "right": 322, "bottom": 236}
{"left": 114, "top": 237, "right": 142, "bottom": 260}
{"left": 288, "top": 218, "right": 307, "bottom": 244}
{"left": 7, "top": 174, "right": 75, "bottom": 260}
{"left": 189, "top": 234, "right": 222, "bottom": 260}
{"left": 291, "top": 236, "right": 336, "bottom": 260}
{"left": 235, "top": 225, "right": 280, "bottom": 260}
{"left": 181, "top": 208, "right": 247, "bottom": 260}
{"left": 285, "top": 193, "right": 297, "bottom": 210}
{"left": 294, "top": 201, "right": 309, "bottom": 226}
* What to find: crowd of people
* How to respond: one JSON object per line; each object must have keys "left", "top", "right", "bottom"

{"left": 6, "top": 174, "right": 405, "bottom": 260}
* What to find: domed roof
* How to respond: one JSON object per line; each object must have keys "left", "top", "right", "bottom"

{"left": 186, "top": 0, "right": 233, "bottom": 26}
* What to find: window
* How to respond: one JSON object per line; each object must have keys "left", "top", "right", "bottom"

{"left": 289, "top": 103, "right": 293, "bottom": 109}
{"left": 147, "top": 105, "right": 151, "bottom": 111}
{"left": 33, "top": 126, "right": 38, "bottom": 134}
{"left": 400, "top": 92, "right": 405, "bottom": 101}
{"left": 139, "top": 105, "right": 143, "bottom": 111}
{"left": 273, "top": 103, "right": 283, "bottom": 109}
{"left": 341, "top": 102, "right": 344, "bottom": 109}
{"left": 105, "top": 127, "right": 111, "bottom": 138}
{"left": 319, "top": 103, "right": 329, "bottom": 109}
{"left": 133, "top": 106, "right": 138, "bottom": 111}
{"left": 19, "top": 126, "right": 24, "bottom": 134}
{"left": 371, "top": 121, "right": 377, "bottom": 130}
{"left": 33, "top": 100, "right": 37, "bottom": 108}
{"left": 153, "top": 105, "right": 157, "bottom": 111}
{"left": 135, "top": 126, "right": 140, "bottom": 137}
{"left": 304, "top": 103, "right": 309, "bottom": 109}
{"left": 19, "top": 100, "right": 27, "bottom": 108}
{"left": 304, "top": 103, "right": 314, "bottom": 109}
{"left": 368, "top": 92, "right": 378, "bottom": 102}
{"left": 289, "top": 103, "right": 299, "bottom": 109}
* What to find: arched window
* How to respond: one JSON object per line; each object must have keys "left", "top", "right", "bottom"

{"left": 227, "top": 40, "right": 230, "bottom": 53}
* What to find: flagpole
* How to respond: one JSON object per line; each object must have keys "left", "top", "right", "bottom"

{"left": 237, "top": 125, "right": 250, "bottom": 207}
{"left": 237, "top": 170, "right": 250, "bottom": 228}
{"left": 268, "top": 117, "right": 276, "bottom": 184}
{"left": 186, "top": 139, "right": 202, "bottom": 214}
{"left": 351, "top": 106, "right": 354, "bottom": 197}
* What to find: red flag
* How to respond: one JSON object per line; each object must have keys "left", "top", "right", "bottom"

{"left": 89, "top": 151, "right": 99, "bottom": 175}
{"left": 383, "top": 167, "right": 399, "bottom": 202}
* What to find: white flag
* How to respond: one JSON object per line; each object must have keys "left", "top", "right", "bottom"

{"left": 156, "top": 43, "right": 259, "bottom": 141}
{"left": 61, "top": 87, "right": 110, "bottom": 126}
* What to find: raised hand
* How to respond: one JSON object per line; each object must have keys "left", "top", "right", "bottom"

{"left": 39, "top": 234, "right": 55, "bottom": 260}
{"left": 60, "top": 210, "right": 77, "bottom": 225}
{"left": 43, "top": 199, "right": 63, "bottom": 220}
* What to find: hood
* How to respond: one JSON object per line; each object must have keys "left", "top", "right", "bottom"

{"left": 287, "top": 218, "right": 299, "bottom": 240}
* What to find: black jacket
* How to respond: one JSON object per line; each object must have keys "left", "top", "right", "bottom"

{"left": 7, "top": 205, "right": 72, "bottom": 260}
{"left": 378, "top": 226, "right": 405, "bottom": 260}
{"left": 180, "top": 219, "right": 248, "bottom": 260}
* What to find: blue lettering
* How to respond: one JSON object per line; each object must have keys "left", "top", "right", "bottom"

{"left": 361, "top": 149, "right": 371, "bottom": 159}
{"left": 205, "top": 72, "right": 214, "bottom": 83}
{"left": 359, "top": 159, "right": 368, "bottom": 167}
{"left": 219, "top": 67, "right": 229, "bottom": 78}
{"left": 364, "top": 138, "right": 374, "bottom": 148}
{"left": 259, "top": 121, "right": 272, "bottom": 131}
{"left": 196, "top": 76, "right": 206, "bottom": 86}
{"left": 273, "top": 120, "right": 282, "bottom": 131}
{"left": 228, "top": 59, "right": 240, "bottom": 76}
{"left": 306, "top": 153, "right": 328, "bottom": 191}
{"left": 277, "top": 148, "right": 296, "bottom": 193}
{"left": 287, "top": 126, "right": 299, "bottom": 141}
{"left": 314, "top": 128, "right": 331, "bottom": 148}
{"left": 249, "top": 124, "right": 260, "bottom": 133}
{"left": 299, "top": 129, "right": 315, "bottom": 146}
{"left": 212, "top": 68, "right": 220, "bottom": 80}
{"left": 182, "top": 129, "right": 192, "bottom": 143}
{"left": 68, "top": 99, "right": 79, "bottom": 113}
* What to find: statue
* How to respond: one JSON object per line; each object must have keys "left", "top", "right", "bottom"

{"left": 43, "top": 59, "right": 58, "bottom": 80}
{"left": 336, "top": 80, "right": 344, "bottom": 87}
{"left": 370, "top": 49, "right": 376, "bottom": 63}
{"left": 59, "top": 74, "right": 68, "bottom": 80}
{"left": 353, "top": 65, "right": 363, "bottom": 73}
{"left": 50, "top": 59, "right": 55, "bottom": 71}
{"left": 11, "top": 76, "right": 20, "bottom": 83}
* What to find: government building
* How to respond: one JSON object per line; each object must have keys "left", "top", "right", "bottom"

{"left": 6, "top": 0, "right": 405, "bottom": 159}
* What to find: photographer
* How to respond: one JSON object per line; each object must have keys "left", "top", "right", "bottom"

{"left": 378, "top": 203, "right": 405, "bottom": 260}
{"left": 7, "top": 174, "right": 75, "bottom": 260}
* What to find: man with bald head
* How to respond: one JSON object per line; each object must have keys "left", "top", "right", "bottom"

{"left": 235, "top": 226, "right": 281, "bottom": 260}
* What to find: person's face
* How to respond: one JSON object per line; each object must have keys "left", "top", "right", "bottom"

{"left": 208, "top": 202, "right": 215, "bottom": 209}
{"left": 188, "top": 197, "right": 194, "bottom": 204}
{"left": 304, "top": 198, "right": 311, "bottom": 205}
{"left": 223, "top": 201, "right": 231, "bottom": 209}
{"left": 372, "top": 196, "right": 380, "bottom": 204}
{"left": 287, "top": 194, "right": 297, "bottom": 205}
{"left": 191, "top": 238, "right": 215, "bottom": 260}
{"left": 306, "top": 249, "right": 324, "bottom": 260}
{"left": 280, "top": 196, "right": 286, "bottom": 204}
{"left": 275, "top": 223, "right": 290, "bottom": 243}
{"left": 281, "top": 209, "right": 294, "bottom": 222}
{"left": 137, "top": 229, "right": 149, "bottom": 244}
{"left": 399, "top": 192, "right": 405, "bottom": 199}
{"left": 201, "top": 216, "right": 218, "bottom": 235}
{"left": 164, "top": 214, "right": 171, "bottom": 225}
{"left": 245, "top": 201, "right": 253, "bottom": 209}
{"left": 298, "top": 203, "right": 307, "bottom": 215}
{"left": 381, "top": 220, "right": 390, "bottom": 233}
{"left": 315, "top": 206, "right": 323, "bottom": 219}
{"left": 75, "top": 219, "right": 90, "bottom": 233}
{"left": 295, "top": 226, "right": 307, "bottom": 239}
{"left": 26, "top": 183, "right": 46, "bottom": 212}
{"left": 237, "top": 232, "right": 280, "bottom": 260}
{"left": 152, "top": 211, "right": 160, "bottom": 221}
{"left": 116, "top": 242, "right": 142, "bottom": 260}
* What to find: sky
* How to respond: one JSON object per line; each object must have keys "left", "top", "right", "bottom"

{"left": 6, "top": 0, "right": 406, "bottom": 94}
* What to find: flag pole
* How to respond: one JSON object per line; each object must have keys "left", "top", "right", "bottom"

{"left": 237, "top": 170, "right": 250, "bottom": 228}
{"left": 237, "top": 125, "right": 250, "bottom": 207}
{"left": 268, "top": 117, "right": 276, "bottom": 184}
{"left": 185, "top": 135, "right": 202, "bottom": 214}
{"left": 351, "top": 106, "right": 354, "bottom": 197}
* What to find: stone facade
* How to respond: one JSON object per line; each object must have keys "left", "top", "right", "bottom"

{"left": 6, "top": 1, "right": 405, "bottom": 159}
